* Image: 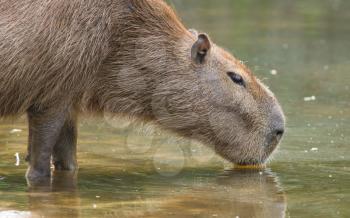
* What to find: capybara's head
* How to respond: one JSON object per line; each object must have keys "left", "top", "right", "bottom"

{"left": 150, "top": 31, "right": 285, "bottom": 165}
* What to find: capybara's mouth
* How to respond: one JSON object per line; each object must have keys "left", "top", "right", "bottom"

{"left": 218, "top": 150, "right": 269, "bottom": 166}
{"left": 214, "top": 142, "right": 273, "bottom": 166}
{"left": 235, "top": 158, "right": 266, "bottom": 166}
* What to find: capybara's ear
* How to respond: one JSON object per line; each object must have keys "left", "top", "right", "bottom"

{"left": 191, "top": 33, "right": 211, "bottom": 64}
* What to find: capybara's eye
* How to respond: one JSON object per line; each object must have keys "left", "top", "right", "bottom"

{"left": 227, "top": 72, "right": 246, "bottom": 87}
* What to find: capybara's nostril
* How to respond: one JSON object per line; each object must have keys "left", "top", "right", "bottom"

{"left": 266, "top": 128, "right": 284, "bottom": 148}
{"left": 269, "top": 103, "right": 285, "bottom": 143}
{"left": 266, "top": 104, "right": 285, "bottom": 147}
{"left": 274, "top": 128, "right": 285, "bottom": 140}
{"left": 276, "top": 129, "right": 284, "bottom": 136}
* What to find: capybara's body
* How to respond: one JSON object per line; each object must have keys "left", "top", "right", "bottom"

{"left": 0, "top": 0, "right": 114, "bottom": 116}
{"left": 0, "top": 0, "right": 285, "bottom": 181}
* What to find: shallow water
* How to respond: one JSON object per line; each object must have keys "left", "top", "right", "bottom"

{"left": 0, "top": 0, "right": 349, "bottom": 217}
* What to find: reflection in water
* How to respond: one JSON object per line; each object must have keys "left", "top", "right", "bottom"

{"left": 215, "top": 169, "right": 286, "bottom": 218}
{"left": 26, "top": 171, "right": 80, "bottom": 218}
{"left": 2, "top": 168, "right": 285, "bottom": 218}
{"left": 153, "top": 168, "right": 286, "bottom": 218}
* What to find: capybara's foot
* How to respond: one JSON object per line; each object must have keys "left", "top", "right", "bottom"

{"left": 53, "top": 160, "right": 78, "bottom": 172}
{"left": 25, "top": 167, "right": 51, "bottom": 183}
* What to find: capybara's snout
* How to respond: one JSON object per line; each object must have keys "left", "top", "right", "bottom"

{"left": 266, "top": 103, "right": 285, "bottom": 149}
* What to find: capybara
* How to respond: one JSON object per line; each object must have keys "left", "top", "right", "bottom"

{"left": 0, "top": 0, "right": 285, "bottom": 180}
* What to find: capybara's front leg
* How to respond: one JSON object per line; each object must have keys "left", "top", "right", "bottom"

{"left": 25, "top": 117, "right": 34, "bottom": 163}
{"left": 26, "top": 107, "right": 68, "bottom": 181}
{"left": 53, "top": 111, "right": 78, "bottom": 171}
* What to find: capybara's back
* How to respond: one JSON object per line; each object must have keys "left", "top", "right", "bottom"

{"left": 0, "top": 0, "right": 285, "bottom": 182}
{"left": 0, "top": 0, "right": 114, "bottom": 116}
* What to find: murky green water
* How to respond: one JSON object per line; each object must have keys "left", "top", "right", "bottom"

{"left": 0, "top": 0, "right": 349, "bottom": 217}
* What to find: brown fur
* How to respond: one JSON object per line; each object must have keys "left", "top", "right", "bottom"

{"left": 0, "top": 0, "right": 285, "bottom": 180}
